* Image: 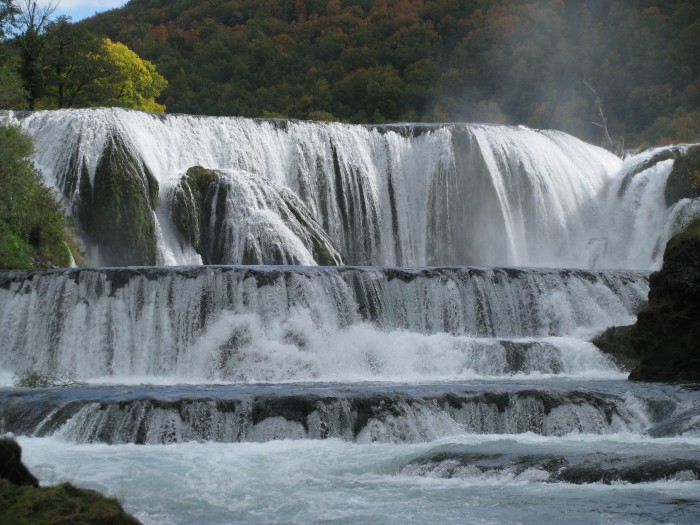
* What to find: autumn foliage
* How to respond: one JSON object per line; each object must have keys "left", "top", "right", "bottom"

{"left": 79, "top": 0, "right": 700, "bottom": 146}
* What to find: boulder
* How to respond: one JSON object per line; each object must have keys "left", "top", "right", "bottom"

{"left": 0, "top": 437, "right": 142, "bottom": 525}
{"left": 0, "top": 437, "right": 38, "bottom": 487}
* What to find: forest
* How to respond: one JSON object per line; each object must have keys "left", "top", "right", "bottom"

{"left": 78, "top": 0, "right": 700, "bottom": 148}
{"left": 1, "top": 0, "right": 699, "bottom": 147}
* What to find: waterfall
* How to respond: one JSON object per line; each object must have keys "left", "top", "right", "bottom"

{"left": 0, "top": 385, "right": 650, "bottom": 445}
{"left": 2, "top": 109, "right": 699, "bottom": 525}
{"left": 0, "top": 266, "right": 647, "bottom": 384}
{"left": 5, "top": 108, "right": 696, "bottom": 269}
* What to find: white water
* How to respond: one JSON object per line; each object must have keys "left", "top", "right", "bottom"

{"left": 17, "top": 432, "right": 700, "bottom": 525}
{"left": 0, "top": 267, "right": 646, "bottom": 384}
{"left": 2, "top": 108, "right": 697, "bottom": 268}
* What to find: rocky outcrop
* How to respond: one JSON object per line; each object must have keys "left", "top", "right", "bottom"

{"left": 0, "top": 437, "right": 38, "bottom": 487}
{"left": 89, "top": 133, "right": 159, "bottom": 266}
{"left": 665, "top": 145, "right": 700, "bottom": 206}
{"left": 627, "top": 217, "right": 700, "bottom": 381}
{"left": 62, "top": 132, "right": 160, "bottom": 266}
{"left": 595, "top": 217, "right": 700, "bottom": 382}
{"left": 0, "top": 437, "right": 141, "bottom": 525}
{"left": 591, "top": 325, "right": 638, "bottom": 372}
{"left": 170, "top": 166, "right": 343, "bottom": 265}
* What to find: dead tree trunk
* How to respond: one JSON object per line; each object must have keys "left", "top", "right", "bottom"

{"left": 584, "top": 80, "right": 623, "bottom": 157}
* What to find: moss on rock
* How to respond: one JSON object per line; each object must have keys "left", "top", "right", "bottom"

{"left": 665, "top": 145, "right": 700, "bottom": 207}
{"left": 171, "top": 166, "right": 343, "bottom": 265}
{"left": 0, "top": 481, "right": 142, "bottom": 525}
{"left": 90, "top": 133, "right": 159, "bottom": 266}
{"left": 0, "top": 437, "right": 141, "bottom": 525}
{"left": 170, "top": 166, "right": 228, "bottom": 263}
{"left": 591, "top": 324, "right": 639, "bottom": 372}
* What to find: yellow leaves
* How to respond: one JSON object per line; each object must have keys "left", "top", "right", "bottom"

{"left": 99, "top": 38, "right": 168, "bottom": 113}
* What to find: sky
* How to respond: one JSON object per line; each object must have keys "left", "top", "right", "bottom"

{"left": 37, "top": 0, "right": 126, "bottom": 22}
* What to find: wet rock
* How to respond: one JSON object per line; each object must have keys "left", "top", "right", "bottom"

{"left": 1, "top": 436, "right": 142, "bottom": 523}
{"left": 665, "top": 145, "right": 700, "bottom": 206}
{"left": 628, "top": 217, "right": 700, "bottom": 382}
{"left": 0, "top": 437, "right": 38, "bottom": 487}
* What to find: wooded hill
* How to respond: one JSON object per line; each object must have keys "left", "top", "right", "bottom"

{"left": 76, "top": 0, "right": 699, "bottom": 146}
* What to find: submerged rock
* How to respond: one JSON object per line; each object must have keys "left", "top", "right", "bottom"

{"left": 0, "top": 437, "right": 141, "bottom": 525}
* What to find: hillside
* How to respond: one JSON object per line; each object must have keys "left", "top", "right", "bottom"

{"left": 81, "top": 0, "right": 700, "bottom": 147}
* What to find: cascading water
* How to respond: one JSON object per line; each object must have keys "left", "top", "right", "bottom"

{"left": 0, "top": 109, "right": 698, "bottom": 525}
{"left": 0, "top": 266, "right": 647, "bottom": 384}
{"left": 2, "top": 108, "right": 697, "bottom": 268}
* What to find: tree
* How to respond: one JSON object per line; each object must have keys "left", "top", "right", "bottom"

{"left": 0, "top": 65, "right": 27, "bottom": 108}
{"left": 95, "top": 38, "right": 168, "bottom": 112}
{"left": 41, "top": 16, "right": 102, "bottom": 108}
{"left": 0, "top": 1, "right": 25, "bottom": 108}
{"left": 13, "top": 0, "right": 58, "bottom": 109}
{"left": 0, "top": 0, "right": 18, "bottom": 42}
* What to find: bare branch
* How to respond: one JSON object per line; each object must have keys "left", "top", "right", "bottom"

{"left": 15, "top": 0, "right": 59, "bottom": 33}
{"left": 583, "top": 79, "right": 616, "bottom": 154}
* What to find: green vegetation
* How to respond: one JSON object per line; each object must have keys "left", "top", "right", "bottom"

{"left": 0, "top": 436, "right": 141, "bottom": 525}
{"left": 0, "top": 1, "right": 167, "bottom": 111}
{"left": 0, "top": 481, "right": 142, "bottom": 525}
{"left": 98, "top": 37, "right": 168, "bottom": 112}
{"left": 79, "top": 0, "right": 700, "bottom": 146}
{"left": 171, "top": 165, "right": 215, "bottom": 256}
{"left": 13, "top": 360, "right": 86, "bottom": 388}
{"left": 0, "top": 125, "right": 83, "bottom": 270}
{"left": 89, "top": 133, "right": 159, "bottom": 266}
{"left": 2, "top": 1, "right": 699, "bottom": 145}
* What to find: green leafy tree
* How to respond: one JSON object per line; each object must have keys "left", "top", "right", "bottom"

{"left": 40, "top": 15, "right": 103, "bottom": 108}
{"left": 95, "top": 38, "right": 168, "bottom": 112}
{"left": 14, "top": 0, "right": 57, "bottom": 109}
{"left": 0, "top": 0, "right": 18, "bottom": 41}
{"left": 0, "top": 0, "right": 26, "bottom": 108}
{"left": 0, "top": 65, "right": 27, "bottom": 108}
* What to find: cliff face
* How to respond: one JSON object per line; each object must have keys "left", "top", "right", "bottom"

{"left": 627, "top": 217, "right": 700, "bottom": 382}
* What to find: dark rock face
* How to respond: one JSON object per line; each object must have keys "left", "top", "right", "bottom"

{"left": 170, "top": 165, "right": 223, "bottom": 263}
{"left": 592, "top": 146, "right": 700, "bottom": 381}
{"left": 665, "top": 145, "right": 700, "bottom": 206}
{"left": 628, "top": 217, "right": 700, "bottom": 382}
{"left": 0, "top": 437, "right": 38, "bottom": 487}
{"left": 591, "top": 324, "right": 638, "bottom": 372}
